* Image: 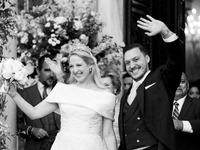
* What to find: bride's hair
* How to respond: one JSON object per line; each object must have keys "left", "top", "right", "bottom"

{"left": 67, "top": 45, "right": 106, "bottom": 89}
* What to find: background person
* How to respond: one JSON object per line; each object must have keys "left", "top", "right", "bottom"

{"left": 17, "top": 54, "right": 61, "bottom": 150}
{"left": 122, "top": 73, "right": 133, "bottom": 92}
{"left": 188, "top": 84, "right": 200, "bottom": 99}
{"left": 101, "top": 67, "right": 121, "bottom": 146}
{"left": 173, "top": 72, "right": 200, "bottom": 150}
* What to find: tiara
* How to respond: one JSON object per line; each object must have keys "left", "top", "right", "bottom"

{"left": 60, "top": 39, "right": 91, "bottom": 55}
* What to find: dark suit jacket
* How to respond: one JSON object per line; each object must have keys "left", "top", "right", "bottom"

{"left": 119, "top": 39, "right": 184, "bottom": 150}
{"left": 17, "top": 83, "right": 61, "bottom": 150}
{"left": 176, "top": 96, "right": 200, "bottom": 150}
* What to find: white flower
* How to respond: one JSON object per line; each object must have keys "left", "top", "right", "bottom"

{"left": 45, "top": 22, "right": 51, "bottom": 27}
{"left": 14, "top": 71, "right": 25, "bottom": 81}
{"left": 12, "top": 60, "right": 23, "bottom": 73}
{"left": 2, "top": 67, "right": 13, "bottom": 79}
{"left": 51, "top": 42, "right": 57, "bottom": 46}
{"left": 51, "top": 34, "right": 56, "bottom": 38}
{"left": 18, "top": 76, "right": 28, "bottom": 85}
{"left": 48, "top": 38, "right": 53, "bottom": 44}
{"left": 119, "top": 42, "right": 125, "bottom": 47}
{"left": 25, "top": 63, "right": 34, "bottom": 75}
{"left": 56, "top": 40, "right": 60, "bottom": 44}
{"left": 32, "top": 45, "right": 36, "bottom": 49}
{"left": 47, "top": 17, "right": 52, "bottom": 22}
{"left": 74, "top": 20, "right": 83, "bottom": 30}
{"left": 54, "top": 24, "right": 59, "bottom": 29}
{"left": 54, "top": 16, "right": 67, "bottom": 24}
{"left": 100, "top": 43, "right": 107, "bottom": 50}
{"left": 91, "top": 11, "right": 96, "bottom": 16}
{"left": 32, "top": 40, "right": 36, "bottom": 44}
{"left": 14, "top": 66, "right": 28, "bottom": 83}
{"left": 80, "top": 34, "right": 89, "bottom": 45}
{"left": 20, "top": 34, "right": 28, "bottom": 44}
{"left": 61, "top": 57, "right": 68, "bottom": 62}
{"left": 38, "top": 32, "right": 45, "bottom": 37}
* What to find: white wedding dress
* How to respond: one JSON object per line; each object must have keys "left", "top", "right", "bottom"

{"left": 44, "top": 83, "right": 116, "bottom": 150}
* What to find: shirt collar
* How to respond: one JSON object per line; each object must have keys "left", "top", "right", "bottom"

{"left": 37, "top": 81, "right": 44, "bottom": 91}
{"left": 175, "top": 95, "right": 187, "bottom": 109}
{"left": 133, "top": 70, "right": 151, "bottom": 85}
{"left": 37, "top": 81, "right": 52, "bottom": 95}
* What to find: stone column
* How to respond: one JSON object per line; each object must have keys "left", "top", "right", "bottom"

{"left": 0, "top": 0, "right": 18, "bottom": 150}
{"left": 97, "top": 0, "right": 124, "bottom": 43}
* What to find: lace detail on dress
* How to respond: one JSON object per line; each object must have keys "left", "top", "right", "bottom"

{"left": 51, "top": 104, "right": 107, "bottom": 150}
{"left": 60, "top": 104, "right": 103, "bottom": 135}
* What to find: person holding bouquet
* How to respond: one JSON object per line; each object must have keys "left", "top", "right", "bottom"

{"left": 8, "top": 42, "right": 117, "bottom": 150}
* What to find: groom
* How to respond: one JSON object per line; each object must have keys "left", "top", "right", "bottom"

{"left": 118, "top": 15, "right": 184, "bottom": 150}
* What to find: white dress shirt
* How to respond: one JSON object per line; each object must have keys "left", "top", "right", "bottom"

{"left": 173, "top": 96, "right": 193, "bottom": 133}
{"left": 37, "top": 81, "right": 52, "bottom": 98}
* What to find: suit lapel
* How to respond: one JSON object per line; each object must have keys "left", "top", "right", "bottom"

{"left": 179, "top": 96, "right": 192, "bottom": 119}
{"left": 118, "top": 89, "right": 130, "bottom": 143}
{"left": 29, "top": 84, "right": 42, "bottom": 106}
{"left": 29, "top": 84, "right": 48, "bottom": 128}
{"left": 138, "top": 83, "right": 145, "bottom": 116}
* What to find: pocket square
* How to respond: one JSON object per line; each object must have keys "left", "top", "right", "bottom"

{"left": 145, "top": 82, "right": 156, "bottom": 89}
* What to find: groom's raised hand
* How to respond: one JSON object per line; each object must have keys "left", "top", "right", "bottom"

{"left": 137, "top": 15, "right": 173, "bottom": 39}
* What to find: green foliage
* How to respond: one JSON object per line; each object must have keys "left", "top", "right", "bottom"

{"left": 0, "top": 0, "right": 16, "bottom": 55}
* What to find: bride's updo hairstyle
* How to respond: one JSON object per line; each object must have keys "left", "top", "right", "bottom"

{"left": 67, "top": 42, "right": 106, "bottom": 89}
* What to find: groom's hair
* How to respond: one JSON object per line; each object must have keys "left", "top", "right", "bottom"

{"left": 123, "top": 43, "right": 149, "bottom": 56}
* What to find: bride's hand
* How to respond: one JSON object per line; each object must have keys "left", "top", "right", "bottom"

{"left": 45, "top": 56, "right": 64, "bottom": 76}
{"left": 7, "top": 83, "right": 17, "bottom": 98}
{"left": 45, "top": 54, "right": 66, "bottom": 82}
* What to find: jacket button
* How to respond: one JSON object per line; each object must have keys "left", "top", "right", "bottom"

{"left": 137, "top": 117, "right": 140, "bottom": 120}
{"left": 136, "top": 140, "right": 140, "bottom": 143}
{"left": 125, "top": 134, "right": 127, "bottom": 137}
{"left": 136, "top": 128, "right": 139, "bottom": 132}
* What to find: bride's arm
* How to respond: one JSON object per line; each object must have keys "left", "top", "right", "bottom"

{"left": 103, "top": 118, "right": 117, "bottom": 150}
{"left": 8, "top": 91, "right": 58, "bottom": 120}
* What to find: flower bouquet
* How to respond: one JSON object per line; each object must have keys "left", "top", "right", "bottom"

{"left": 0, "top": 58, "right": 28, "bottom": 117}
{"left": 0, "top": 57, "right": 28, "bottom": 150}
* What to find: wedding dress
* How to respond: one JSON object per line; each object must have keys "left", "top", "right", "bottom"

{"left": 44, "top": 83, "right": 116, "bottom": 150}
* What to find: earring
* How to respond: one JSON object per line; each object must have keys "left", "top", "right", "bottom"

{"left": 113, "top": 89, "right": 117, "bottom": 95}
{"left": 89, "top": 67, "right": 92, "bottom": 73}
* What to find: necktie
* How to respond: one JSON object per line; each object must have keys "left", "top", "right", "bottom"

{"left": 43, "top": 86, "right": 48, "bottom": 99}
{"left": 172, "top": 101, "right": 179, "bottom": 119}
{"left": 127, "top": 82, "right": 140, "bottom": 105}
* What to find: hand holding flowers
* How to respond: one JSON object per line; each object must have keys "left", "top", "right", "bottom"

{"left": 0, "top": 58, "right": 28, "bottom": 90}
{"left": 0, "top": 58, "right": 28, "bottom": 110}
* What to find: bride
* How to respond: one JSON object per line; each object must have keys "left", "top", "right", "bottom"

{"left": 8, "top": 43, "right": 117, "bottom": 150}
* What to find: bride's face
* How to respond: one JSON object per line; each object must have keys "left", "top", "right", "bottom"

{"left": 69, "top": 55, "right": 91, "bottom": 83}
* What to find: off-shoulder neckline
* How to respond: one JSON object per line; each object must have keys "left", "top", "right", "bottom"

{"left": 57, "top": 82, "right": 115, "bottom": 96}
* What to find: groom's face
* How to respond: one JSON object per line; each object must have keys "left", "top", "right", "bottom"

{"left": 124, "top": 48, "right": 150, "bottom": 82}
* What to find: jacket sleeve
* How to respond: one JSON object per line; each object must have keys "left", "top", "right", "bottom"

{"left": 161, "top": 39, "right": 184, "bottom": 101}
